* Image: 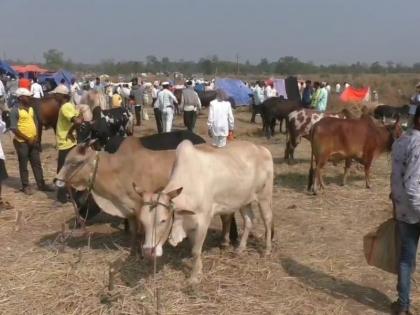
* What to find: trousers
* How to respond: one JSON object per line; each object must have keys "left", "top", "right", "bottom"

{"left": 162, "top": 108, "right": 174, "bottom": 133}
{"left": 183, "top": 110, "right": 197, "bottom": 131}
{"left": 57, "top": 146, "right": 75, "bottom": 203}
{"left": 13, "top": 140, "right": 45, "bottom": 189}
{"left": 154, "top": 108, "right": 163, "bottom": 134}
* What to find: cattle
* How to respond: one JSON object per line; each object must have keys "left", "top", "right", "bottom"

{"left": 285, "top": 108, "right": 352, "bottom": 162}
{"left": 54, "top": 131, "right": 237, "bottom": 253}
{"left": 77, "top": 106, "right": 134, "bottom": 146}
{"left": 307, "top": 116, "right": 402, "bottom": 194}
{"left": 132, "top": 140, "right": 274, "bottom": 284}
{"left": 261, "top": 97, "right": 301, "bottom": 139}
{"left": 373, "top": 104, "right": 409, "bottom": 121}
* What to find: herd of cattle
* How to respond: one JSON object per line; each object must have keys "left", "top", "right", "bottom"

{"left": 5, "top": 91, "right": 407, "bottom": 283}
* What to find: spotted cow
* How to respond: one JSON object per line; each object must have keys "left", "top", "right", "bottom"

{"left": 285, "top": 108, "right": 352, "bottom": 162}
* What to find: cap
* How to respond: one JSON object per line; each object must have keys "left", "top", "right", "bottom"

{"left": 50, "top": 85, "right": 70, "bottom": 95}
{"left": 15, "top": 88, "right": 32, "bottom": 97}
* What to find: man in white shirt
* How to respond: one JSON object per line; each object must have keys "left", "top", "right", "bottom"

{"left": 155, "top": 82, "right": 178, "bottom": 133}
{"left": 264, "top": 82, "right": 277, "bottom": 99}
{"left": 30, "top": 77, "right": 44, "bottom": 99}
{"left": 251, "top": 81, "right": 265, "bottom": 123}
{"left": 70, "top": 78, "right": 81, "bottom": 104}
{"left": 0, "top": 78, "right": 7, "bottom": 111}
{"left": 207, "top": 89, "right": 234, "bottom": 147}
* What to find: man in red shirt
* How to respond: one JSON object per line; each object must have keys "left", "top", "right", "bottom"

{"left": 18, "top": 73, "right": 31, "bottom": 90}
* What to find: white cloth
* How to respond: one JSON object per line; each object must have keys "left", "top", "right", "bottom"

{"left": 253, "top": 86, "right": 265, "bottom": 105}
{"left": 162, "top": 107, "right": 174, "bottom": 132}
{"left": 30, "top": 83, "right": 44, "bottom": 99}
{"left": 0, "top": 80, "right": 5, "bottom": 97}
{"left": 71, "top": 82, "right": 81, "bottom": 95}
{"left": 0, "top": 118, "right": 6, "bottom": 160}
{"left": 264, "top": 86, "right": 277, "bottom": 98}
{"left": 156, "top": 89, "right": 178, "bottom": 111}
{"left": 335, "top": 83, "right": 341, "bottom": 93}
{"left": 207, "top": 99, "right": 234, "bottom": 137}
{"left": 212, "top": 136, "right": 227, "bottom": 148}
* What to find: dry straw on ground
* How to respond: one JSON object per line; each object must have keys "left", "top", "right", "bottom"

{"left": 0, "top": 86, "right": 419, "bottom": 314}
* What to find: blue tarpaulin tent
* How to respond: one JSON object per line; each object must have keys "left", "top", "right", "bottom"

{"left": 38, "top": 69, "right": 75, "bottom": 90}
{"left": 215, "top": 78, "right": 252, "bottom": 106}
{"left": 0, "top": 60, "right": 18, "bottom": 78}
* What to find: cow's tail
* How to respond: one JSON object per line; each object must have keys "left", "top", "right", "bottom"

{"left": 307, "top": 131, "right": 315, "bottom": 191}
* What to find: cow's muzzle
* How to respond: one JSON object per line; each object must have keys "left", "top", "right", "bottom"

{"left": 142, "top": 246, "right": 162, "bottom": 260}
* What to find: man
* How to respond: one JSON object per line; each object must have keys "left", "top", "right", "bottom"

{"left": 70, "top": 78, "right": 81, "bottom": 104}
{"left": 18, "top": 73, "right": 31, "bottom": 90}
{"left": 180, "top": 80, "right": 201, "bottom": 131}
{"left": 315, "top": 82, "right": 328, "bottom": 112}
{"left": 10, "top": 88, "right": 54, "bottom": 195}
{"left": 0, "top": 76, "right": 7, "bottom": 112}
{"left": 335, "top": 82, "right": 341, "bottom": 94}
{"left": 130, "top": 78, "right": 144, "bottom": 126}
{"left": 264, "top": 81, "right": 277, "bottom": 99}
{"left": 251, "top": 81, "right": 265, "bottom": 123}
{"left": 301, "top": 80, "right": 313, "bottom": 108}
{"left": 152, "top": 81, "right": 162, "bottom": 133}
{"left": 53, "top": 85, "right": 82, "bottom": 203}
{"left": 391, "top": 105, "right": 420, "bottom": 315}
{"left": 93, "top": 77, "right": 104, "bottom": 93}
{"left": 0, "top": 112, "right": 12, "bottom": 210}
{"left": 311, "top": 81, "right": 321, "bottom": 109}
{"left": 156, "top": 82, "right": 178, "bottom": 132}
{"left": 207, "top": 89, "right": 234, "bottom": 148}
{"left": 30, "top": 77, "right": 44, "bottom": 145}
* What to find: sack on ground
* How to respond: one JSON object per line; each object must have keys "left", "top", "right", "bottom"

{"left": 363, "top": 218, "right": 400, "bottom": 274}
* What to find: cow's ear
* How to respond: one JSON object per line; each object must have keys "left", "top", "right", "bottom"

{"left": 132, "top": 182, "right": 143, "bottom": 198}
{"left": 176, "top": 209, "right": 195, "bottom": 216}
{"left": 167, "top": 187, "right": 183, "bottom": 199}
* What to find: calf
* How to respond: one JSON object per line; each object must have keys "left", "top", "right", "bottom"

{"left": 308, "top": 116, "right": 402, "bottom": 194}
{"left": 133, "top": 140, "right": 274, "bottom": 284}
{"left": 285, "top": 108, "right": 352, "bottom": 162}
{"left": 261, "top": 97, "right": 301, "bottom": 139}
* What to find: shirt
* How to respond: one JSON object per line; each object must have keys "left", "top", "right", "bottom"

{"left": 0, "top": 118, "right": 6, "bottom": 160}
{"left": 0, "top": 80, "right": 5, "bottom": 97}
{"left": 112, "top": 94, "right": 122, "bottom": 108}
{"left": 391, "top": 129, "right": 420, "bottom": 224}
{"left": 264, "top": 86, "right": 277, "bottom": 99}
{"left": 156, "top": 89, "right": 178, "bottom": 112}
{"left": 207, "top": 99, "right": 234, "bottom": 137}
{"left": 316, "top": 87, "right": 328, "bottom": 112}
{"left": 181, "top": 87, "right": 201, "bottom": 111}
{"left": 31, "top": 83, "right": 44, "bottom": 99}
{"left": 56, "top": 102, "right": 79, "bottom": 150}
{"left": 71, "top": 82, "right": 81, "bottom": 95}
{"left": 335, "top": 83, "right": 341, "bottom": 93}
{"left": 253, "top": 86, "right": 265, "bottom": 105}
{"left": 10, "top": 106, "right": 37, "bottom": 142}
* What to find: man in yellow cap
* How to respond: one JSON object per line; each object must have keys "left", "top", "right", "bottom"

{"left": 51, "top": 85, "right": 82, "bottom": 203}
{"left": 10, "top": 88, "right": 54, "bottom": 195}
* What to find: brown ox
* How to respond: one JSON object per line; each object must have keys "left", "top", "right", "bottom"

{"left": 307, "top": 116, "right": 402, "bottom": 194}
{"left": 285, "top": 108, "right": 352, "bottom": 162}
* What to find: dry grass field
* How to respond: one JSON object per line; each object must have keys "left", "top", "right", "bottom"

{"left": 0, "top": 102, "right": 419, "bottom": 315}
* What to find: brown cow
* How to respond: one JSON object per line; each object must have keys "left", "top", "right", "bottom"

{"left": 307, "top": 116, "right": 402, "bottom": 194}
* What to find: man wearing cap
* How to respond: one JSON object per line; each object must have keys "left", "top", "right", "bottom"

{"left": 155, "top": 82, "right": 178, "bottom": 132}
{"left": 391, "top": 105, "right": 420, "bottom": 315}
{"left": 180, "top": 80, "right": 201, "bottom": 132}
{"left": 51, "top": 85, "right": 82, "bottom": 203}
{"left": 10, "top": 88, "right": 54, "bottom": 195}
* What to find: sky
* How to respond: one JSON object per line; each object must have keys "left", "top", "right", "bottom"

{"left": 1, "top": 0, "right": 419, "bottom": 65}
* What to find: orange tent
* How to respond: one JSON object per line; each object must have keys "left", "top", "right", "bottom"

{"left": 12, "top": 64, "right": 48, "bottom": 74}
{"left": 340, "top": 86, "right": 370, "bottom": 103}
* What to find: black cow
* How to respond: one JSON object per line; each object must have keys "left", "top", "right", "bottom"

{"left": 373, "top": 105, "right": 410, "bottom": 121}
{"left": 261, "top": 97, "right": 302, "bottom": 139}
{"left": 77, "top": 106, "right": 134, "bottom": 146}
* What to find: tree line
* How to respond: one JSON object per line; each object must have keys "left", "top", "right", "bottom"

{"left": 7, "top": 49, "right": 420, "bottom": 76}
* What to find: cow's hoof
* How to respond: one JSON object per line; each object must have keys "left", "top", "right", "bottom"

{"left": 188, "top": 276, "right": 201, "bottom": 285}
{"left": 220, "top": 241, "right": 230, "bottom": 249}
{"left": 263, "top": 249, "right": 272, "bottom": 257}
{"left": 235, "top": 247, "right": 246, "bottom": 255}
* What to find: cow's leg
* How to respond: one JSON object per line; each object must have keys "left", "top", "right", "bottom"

{"left": 364, "top": 159, "right": 373, "bottom": 189}
{"left": 342, "top": 158, "right": 352, "bottom": 186}
{"left": 220, "top": 214, "right": 232, "bottom": 248}
{"left": 257, "top": 199, "right": 273, "bottom": 255}
{"left": 127, "top": 216, "right": 139, "bottom": 257}
{"left": 189, "top": 220, "right": 209, "bottom": 284}
{"left": 270, "top": 118, "right": 276, "bottom": 136}
{"left": 237, "top": 205, "right": 254, "bottom": 254}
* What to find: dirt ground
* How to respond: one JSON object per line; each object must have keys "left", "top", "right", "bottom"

{"left": 0, "top": 107, "right": 418, "bottom": 315}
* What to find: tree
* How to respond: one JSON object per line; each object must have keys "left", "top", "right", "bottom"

{"left": 43, "top": 49, "right": 65, "bottom": 70}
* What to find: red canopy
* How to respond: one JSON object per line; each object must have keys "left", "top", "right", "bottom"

{"left": 340, "top": 86, "right": 370, "bottom": 103}
{"left": 12, "top": 64, "right": 48, "bottom": 74}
